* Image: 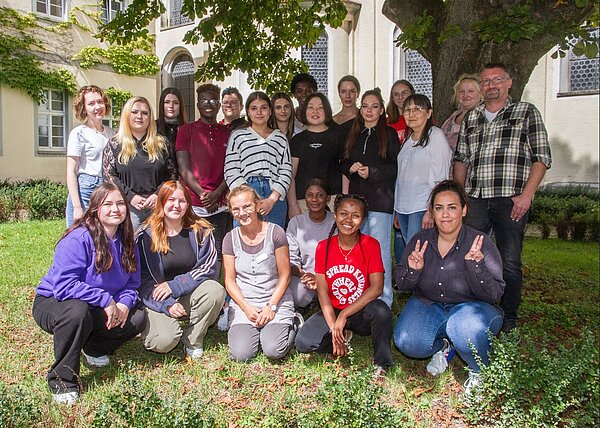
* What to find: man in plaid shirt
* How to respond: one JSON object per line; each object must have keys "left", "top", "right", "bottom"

{"left": 453, "top": 63, "right": 552, "bottom": 332}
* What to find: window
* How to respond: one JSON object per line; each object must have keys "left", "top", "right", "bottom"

{"left": 35, "top": 0, "right": 66, "bottom": 20}
{"left": 38, "top": 90, "right": 67, "bottom": 153}
{"left": 101, "top": 0, "right": 124, "bottom": 24}
{"left": 161, "top": 0, "right": 193, "bottom": 29}
{"left": 301, "top": 32, "right": 329, "bottom": 96}
{"left": 559, "top": 28, "right": 599, "bottom": 95}
{"left": 170, "top": 54, "right": 195, "bottom": 122}
{"left": 405, "top": 49, "right": 433, "bottom": 102}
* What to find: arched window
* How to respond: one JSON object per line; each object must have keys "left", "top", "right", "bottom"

{"left": 301, "top": 32, "right": 329, "bottom": 96}
{"left": 170, "top": 54, "right": 195, "bottom": 122}
{"left": 392, "top": 27, "right": 433, "bottom": 102}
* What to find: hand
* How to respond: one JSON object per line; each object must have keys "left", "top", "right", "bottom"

{"left": 168, "top": 302, "right": 187, "bottom": 318}
{"left": 130, "top": 194, "right": 146, "bottom": 211}
{"left": 152, "top": 282, "right": 173, "bottom": 301}
{"left": 200, "top": 190, "right": 220, "bottom": 213}
{"left": 288, "top": 203, "right": 302, "bottom": 219}
{"left": 103, "top": 299, "right": 120, "bottom": 330}
{"left": 115, "top": 302, "right": 129, "bottom": 328}
{"left": 142, "top": 194, "right": 158, "bottom": 209}
{"left": 300, "top": 272, "right": 317, "bottom": 290}
{"left": 393, "top": 214, "right": 401, "bottom": 230}
{"left": 510, "top": 193, "right": 532, "bottom": 222}
{"left": 242, "top": 303, "right": 261, "bottom": 324}
{"left": 349, "top": 162, "right": 363, "bottom": 174}
{"left": 331, "top": 314, "right": 348, "bottom": 357}
{"left": 407, "top": 239, "right": 428, "bottom": 270}
{"left": 421, "top": 210, "right": 434, "bottom": 229}
{"left": 255, "top": 305, "right": 275, "bottom": 328}
{"left": 464, "top": 235, "right": 485, "bottom": 263}
{"left": 73, "top": 206, "right": 84, "bottom": 221}
{"left": 357, "top": 166, "right": 369, "bottom": 179}
{"left": 258, "top": 197, "right": 276, "bottom": 216}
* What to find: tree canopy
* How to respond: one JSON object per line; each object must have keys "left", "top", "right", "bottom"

{"left": 100, "top": 0, "right": 599, "bottom": 121}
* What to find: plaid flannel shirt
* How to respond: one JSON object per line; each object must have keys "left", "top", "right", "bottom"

{"left": 454, "top": 98, "right": 552, "bottom": 198}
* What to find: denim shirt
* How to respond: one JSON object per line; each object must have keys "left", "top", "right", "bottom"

{"left": 395, "top": 224, "right": 505, "bottom": 305}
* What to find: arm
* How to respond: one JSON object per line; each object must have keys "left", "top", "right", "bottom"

{"left": 286, "top": 157, "right": 301, "bottom": 218}
{"left": 464, "top": 235, "right": 506, "bottom": 304}
{"left": 510, "top": 162, "right": 548, "bottom": 221}
{"left": 270, "top": 134, "right": 293, "bottom": 201}
{"left": 102, "top": 140, "right": 137, "bottom": 203}
{"left": 177, "top": 150, "right": 205, "bottom": 197}
{"left": 394, "top": 236, "right": 427, "bottom": 292}
{"left": 66, "top": 156, "right": 84, "bottom": 220}
{"left": 453, "top": 116, "right": 472, "bottom": 185}
{"left": 224, "top": 132, "right": 247, "bottom": 190}
{"left": 453, "top": 161, "right": 468, "bottom": 185}
{"left": 112, "top": 245, "right": 141, "bottom": 309}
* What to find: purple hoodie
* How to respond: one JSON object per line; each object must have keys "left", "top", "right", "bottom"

{"left": 36, "top": 226, "right": 140, "bottom": 308}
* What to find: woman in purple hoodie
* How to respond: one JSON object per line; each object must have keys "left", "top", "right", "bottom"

{"left": 32, "top": 182, "right": 146, "bottom": 405}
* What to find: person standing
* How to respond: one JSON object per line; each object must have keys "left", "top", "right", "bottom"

{"left": 65, "top": 85, "right": 115, "bottom": 227}
{"left": 220, "top": 87, "right": 247, "bottom": 130}
{"left": 156, "top": 87, "right": 187, "bottom": 179}
{"left": 176, "top": 84, "right": 232, "bottom": 278}
{"left": 453, "top": 62, "right": 552, "bottom": 332}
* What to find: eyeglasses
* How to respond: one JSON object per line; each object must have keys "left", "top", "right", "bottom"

{"left": 404, "top": 107, "right": 428, "bottom": 115}
{"left": 198, "top": 99, "right": 219, "bottom": 107}
{"left": 480, "top": 77, "right": 509, "bottom": 86}
{"left": 222, "top": 101, "right": 239, "bottom": 107}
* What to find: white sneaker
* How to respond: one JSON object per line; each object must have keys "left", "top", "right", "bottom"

{"left": 217, "top": 306, "right": 230, "bottom": 331}
{"left": 293, "top": 312, "right": 305, "bottom": 331}
{"left": 81, "top": 350, "right": 110, "bottom": 367}
{"left": 426, "top": 338, "right": 455, "bottom": 376}
{"left": 53, "top": 391, "right": 79, "bottom": 405}
{"left": 464, "top": 371, "right": 482, "bottom": 398}
{"left": 185, "top": 346, "right": 204, "bottom": 360}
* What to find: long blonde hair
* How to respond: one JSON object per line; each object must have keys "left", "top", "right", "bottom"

{"left": 116, "top": 96, "right": 166, "bottom": 165}
{"left": 144, "top": 180, "right": 214, "bottom": 254}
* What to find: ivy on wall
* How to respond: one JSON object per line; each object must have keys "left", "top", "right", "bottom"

{"left": 104, "top": 87, "right": 133, "bottom": 118}
{"left": 0, "top": 5, "right": 158, "bottom": 104}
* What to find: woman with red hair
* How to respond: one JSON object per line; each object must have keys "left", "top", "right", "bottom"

{"left": 137, "top": 180, "right": 226, "bottom": 360}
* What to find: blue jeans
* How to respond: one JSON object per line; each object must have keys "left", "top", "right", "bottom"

{"left": 397, "top": 210, "right": 426, "bottom": 245}
{"left": 66, "top": 173, "right": 103, "bottom": 227}
{"left": 129, "top": 205, "right": 152, "bottom": 232}
{"left": 394, "top": 296, "right": 503, "bottom": 372}
{"left": 393, "top": 226, "right": 406, "bottom": 265}
{"left": 245, "top": 176, "right": 287, "bottom": 228}
{"left": 465, "top": 197, "right": 527, "bottom": 320}
{"left": 361, "top": 211, "right": 393, "bottom": 309}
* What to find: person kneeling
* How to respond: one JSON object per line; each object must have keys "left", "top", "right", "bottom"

{"left": 393, "top": 180, "right": 505, "bottom": 396}
{"left": 137, "top": 181, "right": 225, "bottom": 360}
{"left": 295, "top": 194, "right": 393, "bottom": 375}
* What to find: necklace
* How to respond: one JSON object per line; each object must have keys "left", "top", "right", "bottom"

{"left": 338, "top": 238, "right": 358, "bottom": 262}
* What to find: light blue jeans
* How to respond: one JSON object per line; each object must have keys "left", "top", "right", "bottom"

{"left": 66, "top": 173, "right": 102, "bottom": 227}
{"left": 361, "top": 211, "right": 393, "bottom": 309}
{"left": 244, "top": 176, "right": 287, "bottom": 228}
{"left": 397, "top": 210, "right": 426, "bottom": 247}
{"left": 394, "top": 296, "right": 503, "bottom": 372}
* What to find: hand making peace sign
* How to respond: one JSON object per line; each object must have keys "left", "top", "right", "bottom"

{"left": 407, "top": 239, "right": 428, "bottom": 270}
{"left": 464, "top": 235, "right": 485, "bottom": 263}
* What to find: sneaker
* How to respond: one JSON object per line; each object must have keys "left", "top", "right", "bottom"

{"left": 372, "top": 365, "right": 387, "bottom": 382}
{"left": 185, "top": 346, "right": 204, "bottom": 360}
{"left": 293, "top": 312, "right": 305, "bottom": 331}
{"left": 217, "top": 306, "right": 230, "bottom": 331}
{"left": 426, "top": 339, "right": 455, "bottom": 376}
{"left": 81, "top": 350, "right": 109, "bottom": 367}
{"left": 463, "top": 371, "right": 482, "bottom": 398}
{"left": 501, "top": 317, "right": 518, "bottom": 333}
{"left": 53, "top": 391, "right": 79, "bottom": 405}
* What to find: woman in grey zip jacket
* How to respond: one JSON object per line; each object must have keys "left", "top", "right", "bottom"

{"left": 137, "top": 180, "right": 226, "bottom": 359}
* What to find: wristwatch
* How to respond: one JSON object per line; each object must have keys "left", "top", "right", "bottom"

{"left": 268, "top": 304, "right": 277, "bottom": 312}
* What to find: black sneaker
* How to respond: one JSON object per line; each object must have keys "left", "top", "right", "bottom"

{"left": 501, "top": 317, "right": 517, "bottom": 333}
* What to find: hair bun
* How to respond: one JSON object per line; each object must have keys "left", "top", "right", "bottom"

{"left": 372, "top": 87, "right": 382, "bottom": 95}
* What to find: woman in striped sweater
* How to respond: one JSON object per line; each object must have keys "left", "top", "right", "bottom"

{"left": 224, "top": 91, "right": 292, "bottom": 228}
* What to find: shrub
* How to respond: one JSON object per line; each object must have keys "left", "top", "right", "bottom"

{"left": 91, "top": 369, "right": 217, "bottom": 428}
{"left": 0, "top": 383, "right": 43, "bottom": 427}
{"left": 0, "top": 179, "right": 67, "bottom": 222}
{"left": 463, "top": 330, "right": 600, "bottom": 427}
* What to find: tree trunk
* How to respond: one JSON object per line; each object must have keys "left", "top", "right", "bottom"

{"left": 382, "top": 0, "right": 595, "bottom": 124}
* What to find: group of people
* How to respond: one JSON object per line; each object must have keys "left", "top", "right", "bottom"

{"left": 34, "top": 62, "right": 551, "bottom": 405}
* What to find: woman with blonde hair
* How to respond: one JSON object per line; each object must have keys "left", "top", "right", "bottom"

{"left": 103, "top": 96, "right": 177, "bottom": 230}
{"left": 441, "top": 74, "right": 483, "bottom": 153}
{"left": 137, "top": 180, "right": 225, "bottom": 360}
{"left": 66, "top": 85, "right": 115, "bottom": 226}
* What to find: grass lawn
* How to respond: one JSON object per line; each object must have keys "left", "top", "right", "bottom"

{"left": 0, "top": 219, "right": 598, "bottom": 427}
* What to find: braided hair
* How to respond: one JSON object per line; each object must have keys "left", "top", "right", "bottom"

{"left": 324, "top": 194, "right": 369, "bottom": 270}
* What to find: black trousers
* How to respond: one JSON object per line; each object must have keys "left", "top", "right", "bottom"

{"left": 295, "top": 299, "right": 394, "bottom": 368}
{"left": 32, "top": 295, "right": 146, "bottom": 393}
